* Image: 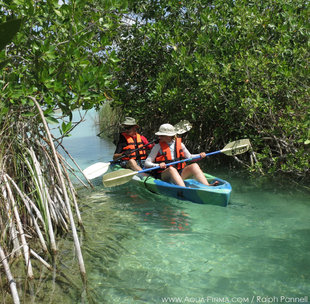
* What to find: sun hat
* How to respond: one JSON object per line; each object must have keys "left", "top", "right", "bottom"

{"left": 121, "top": 117, "right": 138, "bottom": 126}
{"left": 155, "top": 124, "right": 177, "bottom": 136}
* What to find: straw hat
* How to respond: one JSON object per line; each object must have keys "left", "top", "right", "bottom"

{"left": 121, "top": 117, "right": 138, "bottom": 126}
{"left": 155, "top": 124, "right": 177, "bottom": 136}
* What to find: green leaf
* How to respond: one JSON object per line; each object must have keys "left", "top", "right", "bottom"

{"left": 0, "top": 59, "right": 11, "bottom": 70}
{"left": 21, "top": 112, "right": 35, "bottom": 118}
{"left": 61, "top": 121, "right": 72, "bottom": 134}
{"left": 0, "top": 19, "right": 22, "bottom": 51}
{"left": 45, "top": 115, "right": 59, "bottom": 124}
{"left": 54, "top": 9, "right": 62, "bottom": 17}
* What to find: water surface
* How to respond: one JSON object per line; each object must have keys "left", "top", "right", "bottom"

{"left": 48, "top": 110, "right": 310, "bottom": 304}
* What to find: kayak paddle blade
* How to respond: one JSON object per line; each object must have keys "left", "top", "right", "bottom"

{"left": 102, "top": 169, "right": 137, "bottom": 187}
{"left": 221, "top": 139, "right": 251, "bottom": 156}
{"left": 174, "top": 120, "right": 192, "bottom": 134}
{"left": 83, "top": 162, "right": 110, "bottom": 180}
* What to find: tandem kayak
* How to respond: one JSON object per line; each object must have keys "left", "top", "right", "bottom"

{"left": 110, "top": 165, "right": 232, "bottom": 207}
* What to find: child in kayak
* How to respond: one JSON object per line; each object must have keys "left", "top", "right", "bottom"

{"left": 144, "top": 123, "right": 218, "bottom": 187}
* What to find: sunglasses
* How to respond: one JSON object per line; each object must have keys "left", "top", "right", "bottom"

{"left": 124, "top": 125, "right": 134, "bottom": 130}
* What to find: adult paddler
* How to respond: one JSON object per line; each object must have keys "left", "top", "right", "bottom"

{"left": 113, "top": 117, "right": 154, "bottom": 171}
{"left": 145, "top": 123, "right": 218, "bottom": 186}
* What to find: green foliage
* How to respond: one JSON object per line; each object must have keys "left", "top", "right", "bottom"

{"left": 0, "top": 0, "right": 126, "bottom": 123}
{"left": 0, "top": 19, "right": 22, "bottom": 51}
{"left": 0, "top": 0, "right": 308, "bottom": 177}
{"left": 0, "top": 19, "right": 22, "bottom": 68}
{"left": 61, "top": 121, "right": 73, "bottom": 137}
{"left": 108, "top": 0, "right": 309, "bottom": 176}
{"left": 98, "top": 101, "right": 122, "bottom": 142}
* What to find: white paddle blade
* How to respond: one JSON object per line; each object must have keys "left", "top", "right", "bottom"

{"left": 221, "top": 139, "right": 251, "bottom": 156}
{"left": 83, "top": 162, "right": 110, "bottom": 180}
{"left": 102, "top": 169, "right": 137, "bottom": 187}
{"left": 174, "top": 120, "right": 192, "bottom": 134}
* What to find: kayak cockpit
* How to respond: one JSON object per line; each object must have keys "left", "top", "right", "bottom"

{"left": 184, "top": 178, "right": 226, "bottom": 189}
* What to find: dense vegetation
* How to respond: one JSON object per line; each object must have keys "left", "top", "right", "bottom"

{"left": 106, "top": 0, "right": 309, "bottom": 177}
{"left": 0, "top": 1, "right": 125, "bottom": 302}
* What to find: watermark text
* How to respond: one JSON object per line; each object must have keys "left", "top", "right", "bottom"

{"left": 160, "top": 296, "right": 309, "bottom": 303}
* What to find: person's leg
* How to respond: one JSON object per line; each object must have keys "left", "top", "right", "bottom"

{"left": 126, "top": 159, "right": 143, "bottom": 171}
{"left": 161, "top": 166, "right": 186, "bottom": 187}
{"left": 181, "top": 163, "right": 218, "bottom": 186}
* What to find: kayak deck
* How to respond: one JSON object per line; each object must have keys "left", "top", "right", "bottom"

{"left": 110, "top": 165, "right": 231, "bottom": 207}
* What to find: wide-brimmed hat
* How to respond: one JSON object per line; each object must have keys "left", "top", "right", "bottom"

{"left": 121, "top": 117, "right": 138, "bottom": 126}
{"left": 155, "top": 124, "right": 177, "bottom": 136}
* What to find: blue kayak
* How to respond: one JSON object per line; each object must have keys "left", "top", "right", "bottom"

{"left": 112, "top": 165, "right": 232, "bottom": 207}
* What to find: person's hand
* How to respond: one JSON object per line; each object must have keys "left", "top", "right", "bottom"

{"left": 159, "top": 162, "right": 167, "bottom": 169}
{"left": 123, "top": 149, "right": 133, "bottom": 156}
{"left": 200, "top": 152, "right": 206, "bottom": 159}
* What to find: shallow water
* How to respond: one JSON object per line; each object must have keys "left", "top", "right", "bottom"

{"left": 45, "top": 110, "right": 310, "bottom": 304}
{"left": 75, "top": 182, "right": 309, "bottom": 304}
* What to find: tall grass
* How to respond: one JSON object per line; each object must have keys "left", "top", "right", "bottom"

{"left": 0, "top": 98, "right": 89, "bottom": 303}
{"left": 97, "top": 101, "right": 122, "bottom": 143}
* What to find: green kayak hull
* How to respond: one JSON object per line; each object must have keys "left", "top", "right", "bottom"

{"left": 112, "top": 166, "right": 232, "bottom": 207}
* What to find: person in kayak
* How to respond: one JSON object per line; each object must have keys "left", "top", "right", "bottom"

{"left": 113, "top": 117, "right": 154, "bottom": 171}
{"left": 144, "top": 123, "right": 218, "bottom": 187}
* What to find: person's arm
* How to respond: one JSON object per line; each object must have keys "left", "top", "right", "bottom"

{"left": 144, "top": 144, "right": 161, "bottom": 168}
{"left": 181, "top": 143, "right": 195, "bottom": 158}
{"left": 113, "top": 152, "right": 124, "bottom": 161}
{"left": 181, "top": 143, "right": 206, "bottom": 160}
{"left": 141, "top": 135, "right": 154, "bottom": 150}
{"left": 113, "top": 135, "right": 127, "bottom": 160}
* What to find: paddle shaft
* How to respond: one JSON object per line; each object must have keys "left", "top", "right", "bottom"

{"left": 136, "top": 143, "right": 249, "bottom": 174}
{"left": 103, "top": 152, "right": 217, "bottom": 184}
{"left": 102, "top": 139, "right": 250, "bottom": 186}
{"left": 113, "top": 138, "right": 157, "bottom": 162}
{"left": 137, "top": 151, "right": 222, "bottom": 174}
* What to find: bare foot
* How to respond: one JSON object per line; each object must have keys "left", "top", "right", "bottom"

{"left": 210, "top": 181, "right": 219, "bottom": 186}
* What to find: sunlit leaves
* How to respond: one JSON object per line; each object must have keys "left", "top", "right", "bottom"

{"left": 0, "top": 0, "right": 129, "bottom": 122}
{"left": 61, "top": 121, "right": 72, "bottom": 136}
{"left": 0, "top": 0, "right": 308, "bottom": 175}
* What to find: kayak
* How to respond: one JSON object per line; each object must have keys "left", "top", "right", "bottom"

{"left": 110, "top": 165, "right": 232, "bottom": 207}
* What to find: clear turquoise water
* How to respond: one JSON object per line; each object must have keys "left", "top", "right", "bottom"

{"left": 52, "top": 110, "right": 310, "bottom": 304}
{"left": 75, "top": 180, "right": 309, "bottom": 304}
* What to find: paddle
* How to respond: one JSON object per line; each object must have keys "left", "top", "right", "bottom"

{"left": 174, "top": 120, "right": 192, "bottom": 134}
{"left": 83, "top": 120, "right": 192, "bottom": 179}
{"left": 82, "top": 139, "right": 156, "bottom": 180}
{"left": 102, "top": 139, "right": 251, "bottom": 187}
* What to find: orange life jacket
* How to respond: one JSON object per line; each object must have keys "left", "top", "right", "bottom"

{"left": 121, "top": 133, "right": 147, "bottom": 160}
{"left": 155, "top": 138, "right": 186, "bottom": 172}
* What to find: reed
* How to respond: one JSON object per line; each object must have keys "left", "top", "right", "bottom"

{"left": 0, "top": 98, "right": 89, "bottom": 303}
{"left": 97, "top": 101, "right": 122, "bottom": 141}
